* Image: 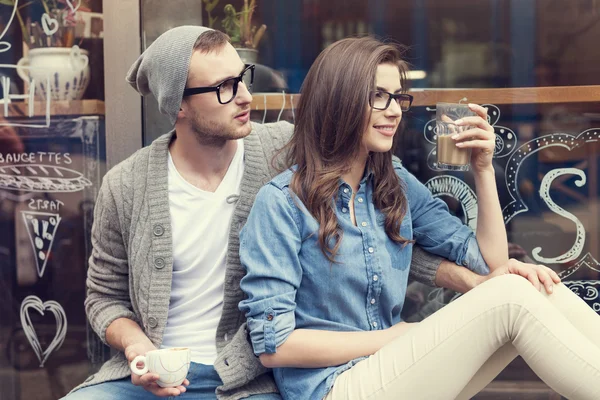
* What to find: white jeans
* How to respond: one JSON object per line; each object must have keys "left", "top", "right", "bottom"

{"left": 325, "top": 274, "right": 600, "bottom": 400}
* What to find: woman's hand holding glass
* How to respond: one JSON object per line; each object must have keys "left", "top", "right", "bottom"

{"left": 451, "top": 103, "right": 496, "bottom": 174}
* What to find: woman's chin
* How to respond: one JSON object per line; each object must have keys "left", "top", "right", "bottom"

{"left": 369, "top": 143, "right": 394, "bottom": 154}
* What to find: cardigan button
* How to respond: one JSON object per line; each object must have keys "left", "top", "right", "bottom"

{"left": 154, "top": 257, "right": 165, "bottom": 269}
{"left": 153, "top": 224, "right": 164, "bottom": 236}
{"left": 148, "top": 317, "right": 158, "bottom": 328}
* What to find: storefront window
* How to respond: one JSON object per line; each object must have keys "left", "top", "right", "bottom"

{"left": 0, "top": 1, "right": 106, "bottom": 398}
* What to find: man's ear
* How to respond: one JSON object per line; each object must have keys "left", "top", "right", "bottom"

{"left": 178, "top": 101, "right": 186, "bottom": 118}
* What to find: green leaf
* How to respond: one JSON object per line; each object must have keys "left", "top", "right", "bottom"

{"left": 0, "top": 0, "right": 16, "bottom": 6}
{"left": 203, "top": 0, "right": 219, "bottom": 13}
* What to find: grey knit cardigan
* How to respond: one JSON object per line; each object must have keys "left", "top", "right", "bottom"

{"left": 74, "top": 121, "right": 442, "bottom": 399}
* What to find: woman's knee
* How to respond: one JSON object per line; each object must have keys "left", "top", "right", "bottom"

{"left": 477, "top": 274, "right": 542, "bottom": 306}
{"left": 483, "top": 273, "right": 536, "bottom": 291}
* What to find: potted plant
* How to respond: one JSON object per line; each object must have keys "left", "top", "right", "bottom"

{"left": 203, "top": 0, "right": 267, "bottom": 64}
{"left": 0, "top": 0, "right": 92, "bottom": 101}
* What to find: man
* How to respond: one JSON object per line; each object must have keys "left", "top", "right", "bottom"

{"left": 65, "top": 26, "right": 556, "bottom": 399}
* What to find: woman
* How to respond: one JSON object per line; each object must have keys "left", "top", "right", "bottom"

{"left": 238, "top": 37, "right": 600, "bottom": 400}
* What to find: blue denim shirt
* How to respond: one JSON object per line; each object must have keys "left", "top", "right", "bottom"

{"left": 239, "top": 162, "right": 488, "bottom": 400}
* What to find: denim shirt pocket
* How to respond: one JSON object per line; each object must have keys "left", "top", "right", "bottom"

{"left": 399, "top": 212, "right": 413, "bottom": 241}
{"left": 378, "top": 213, "right": 413, "bottom": 271}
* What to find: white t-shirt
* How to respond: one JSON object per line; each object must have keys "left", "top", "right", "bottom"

{"left": 161, "top": 140, "right": 244, "bottom": 364}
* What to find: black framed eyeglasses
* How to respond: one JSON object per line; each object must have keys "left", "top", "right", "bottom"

{"left": 369, "top": 91, "right": 413, "bottom": 112}
{"left": 183, "top": 64, "right": 255, "bottom": 104}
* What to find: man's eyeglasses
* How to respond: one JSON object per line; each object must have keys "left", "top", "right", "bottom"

{"left": 183, "top": 64, "right": 255, "bottom": 104}
{"left": 369, "top": 91, "right": 414, "bottom": 112}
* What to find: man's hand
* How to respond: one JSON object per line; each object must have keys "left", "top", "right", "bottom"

{"left": 480, "top": 258, "right": 561, "bottom": 294}
{"left": 125, "top": 342, "right": 189, "bottom": 397}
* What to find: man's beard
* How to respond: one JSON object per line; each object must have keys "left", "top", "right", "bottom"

{"left": 188, "top": 112, "right": 251, "bottom": 147}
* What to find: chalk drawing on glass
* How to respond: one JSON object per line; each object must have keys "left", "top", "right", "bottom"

{"left": 41, "top": 0, "right": 82, "bottom": 35}
{"left": 15, "top": 45, "right": 90, "bottom": 102}
{"left": 563, "top": 280, "right": 600, "bottom": 313}
{"left": 422, "top": 103, "right": 517, "bottom": 170}
{"left": 20, "top": 295, "right": 67, "bottom": 367}
{"left": 424, "top": 175, "right": 478, "bottom": 230}
{"left": 555, "top": 254, "right": 600, "bottom": 313}
{"left": 531, "top": 168, "right": 586, "bottom": 264}
{"left": 0, "top": 0, "right": 19, "bottom": 53}
{"left": 559, "top": 253, "right": 600, "bottom": 279}
{"left": 66, "top": 0, "right": 82, "bottom": 13}
{"left": 0, "top": 64, "right": 52, "bottom": 128}
{"left": 482, "top": 104, "right": 517, "bottom": 159}
{"left": 0, "top": 190, "right": 34, "bottom": 202}
{"left": 41, "top": 13, "right": 59, "bottom": 36}
{"left": 503, "top": 129, "right": 599, "bottom": 224}
{"left": 21, "top": 211, "right": 61, "bottom": 278}
{"left": 0, "top": 0, "right": 52, "bottom": 127}
{"left": 0, "top": 164, "right": 92, "bottom": 192}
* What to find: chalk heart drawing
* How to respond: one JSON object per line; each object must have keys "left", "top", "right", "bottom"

{"left": 0, "top": 0, "right": 18, "bottom": 53}
{"left": 0, "top": 164, "right": 92, "bottom": 193}
{"left": 20, "top": 295, "right": 67, "bottom": 367}
{"left": 41, "top": 13, "right": 59, "bottom": 36}
{"left": 424, "top": 175, "right": 478, "bottom": 231}
{"left": 42, "top": 0, "right": 81, "bottom": 36}
{"left": 422, "top": 104, "right": 517, "bottom": 171}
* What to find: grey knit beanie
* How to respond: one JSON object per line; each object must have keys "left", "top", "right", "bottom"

{"left": 126, "top": 25, "right": 213, "bottom": 125}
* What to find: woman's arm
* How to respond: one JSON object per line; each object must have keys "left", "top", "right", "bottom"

{"left": 259, "top": 326, "right": 413, "bottom": 368}
{"left": 454, "top": 103, "right": 508, "bottom": 270}
{"left": 472, "top": 168, "right": 508, "bottom": 270}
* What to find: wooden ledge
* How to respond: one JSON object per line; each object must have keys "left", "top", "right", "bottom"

{"left": 0, "top": 100, "right": 105, "bottom": 118}
{"left": 250, "top": 85, "right": 600, "bottom": 110}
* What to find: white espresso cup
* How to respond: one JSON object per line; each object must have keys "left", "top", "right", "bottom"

{"left": 130, "top": 347, "right": 191, "bottom": 388}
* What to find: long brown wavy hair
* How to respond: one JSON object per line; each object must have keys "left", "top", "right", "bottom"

{"left": 284, "top": 36, "right": 413, "bottom": 263}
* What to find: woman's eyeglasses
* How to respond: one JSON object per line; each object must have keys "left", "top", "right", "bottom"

{"left": 369, "top": 91, "right": 414, "bottom": 112}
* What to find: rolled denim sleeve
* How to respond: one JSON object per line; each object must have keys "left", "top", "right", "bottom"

{"left": 239, "top": 183, "right": 302, "bottom": 355}
{"left": 461, "top": 236, "right": 489, "bottom": 275}
{"left": 398, "top": 167, "right": 489, "bottom": 275}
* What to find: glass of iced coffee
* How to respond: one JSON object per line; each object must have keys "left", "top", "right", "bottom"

{"left": 436, "top": 102, "right": 477, "bottom": 171}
